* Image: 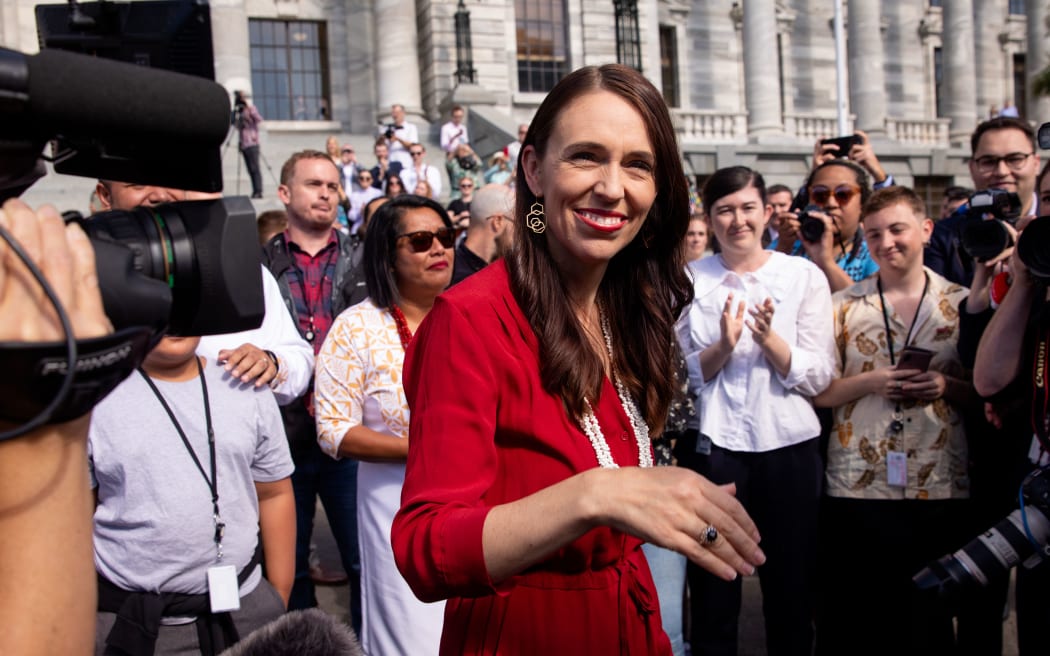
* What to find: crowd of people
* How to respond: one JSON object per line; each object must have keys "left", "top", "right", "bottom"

{"left": 5, "top": 66, "right": 1050, "bottom": 656}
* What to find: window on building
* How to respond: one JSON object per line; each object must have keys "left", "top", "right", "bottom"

{"left": 515, "top": 0, "right": 569, "bottom": 93}
{"left": 249, "top": 19, "right": 330, "bottom": 121}
{"left": 913, "top": 175, "right": 953, "bottom": 220}
{"left": 614, "top": 0, "right": 641, "bottom": 71}
{"left": 928, "top": 0, "right": 941, "bottom": 7}
{"left": 1009, "top": 0, "right": 1025, "bottom": 15}
{"left": 659, "top": 25, "right": 679, "bottom": 108}
{"left": 1014, "top": 53, "right": 1026, "bottom": 118}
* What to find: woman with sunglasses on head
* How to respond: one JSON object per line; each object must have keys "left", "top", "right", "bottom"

{"left": 678, "top": 166, "right": 835, "bottom": 656}
{"left": 390, "top": 65, "right": 764, "bottom": 655}
{"left": 776, "top": 159, "right": 880, "bottom": 292}
{"left": 314, "top": 195, "right": 454, "bottom": 656}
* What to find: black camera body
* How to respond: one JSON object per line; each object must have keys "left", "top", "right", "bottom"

{"left": 959, "top": 189, "right": 1022, "bottom": 262}
{"left": 798, "top": 204, "right": 826, "bottom": 243}
{"left": 383, "top": 123, "right": 397, "bottom": 139}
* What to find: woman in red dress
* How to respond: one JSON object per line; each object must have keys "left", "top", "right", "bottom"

{"left": 392, "top": 64, "right": 766, "bottom": 654}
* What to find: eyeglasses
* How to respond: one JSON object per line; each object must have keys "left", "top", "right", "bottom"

{"left": 359, "top": 176, "right": 373, "bottom": 182}
{"left": 459, "top": 183, "right": 474, "bottom": 188}
{"left": 410, "top": 151, "right": 424, "bottom": 156}
{"left": 972, "top": 152, "right": 1034, "bottom": 172}
{"left": 810, "top": 183, "right": 861, "bottom": 206}
{"left": 396, "top": 227, "right": 456, "bottom": 252}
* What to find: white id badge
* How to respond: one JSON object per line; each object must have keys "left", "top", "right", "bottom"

{"left": 207, "top": 565, "right": 241, "bottom": 613}
{"left": 886, "top": 451, "right": 907, "bottom": 487}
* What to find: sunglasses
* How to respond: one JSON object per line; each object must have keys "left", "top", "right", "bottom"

{"left": 397, "top": 227, "right": 456, "bottom": 252}
{"left": 410, "top": 151, "right": 424, "bottom": 156}
{"left": 809, "top": 183, "right": 861, "bottom": 206}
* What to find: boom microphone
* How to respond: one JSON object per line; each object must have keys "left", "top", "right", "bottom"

{"left": 0, "top": 46, "right": 229, "bottom": 193}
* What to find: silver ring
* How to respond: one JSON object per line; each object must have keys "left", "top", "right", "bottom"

{"left": 700, "top": 524, "right": 719, "bottom": 546}
{"left": 895, "top": 381, "right": 902, "bottom": 391}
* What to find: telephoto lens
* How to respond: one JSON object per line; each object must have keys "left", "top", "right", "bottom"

{"left": 1017, "top": 216, "right": 1050, "bottom": 283}
{"left": 913, "top": 466, "right": 1050, "bottom": 602}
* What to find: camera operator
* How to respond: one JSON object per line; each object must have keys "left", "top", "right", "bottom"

{"left": 968, "top": 237, "right": 1050, "bottom": 656}
{"left": 233, "top": 91, "right": 265, "bottom": 199}
{"left": 94, "top": 180, "right": 314, "bottom": 404}
{"left": 773, "top": 159, "right": 879, "bottom": 292}
{"left": 0, "top": 199, "right": 112, "bottom": 656}
{"left": 378, "top": 103, "right": 418, "bottom": 170}
{"left": 926, "top": 117, "right": 1040, "bottom": 287}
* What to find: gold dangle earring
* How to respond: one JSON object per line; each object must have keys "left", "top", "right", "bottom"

{"left": 526, "top": 201, "right": 546, "bottom": 234}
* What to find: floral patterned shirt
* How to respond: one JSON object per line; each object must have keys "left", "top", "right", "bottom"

{"left": 826, "top": 270, "right": 970, "bottom": 500}
{"left": 314, "top": 299, "right": 409, "bottom": 459}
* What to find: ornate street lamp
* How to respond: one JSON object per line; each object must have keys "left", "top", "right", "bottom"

{"left": 454, "top": 0, "right": 477, "bottom": 84}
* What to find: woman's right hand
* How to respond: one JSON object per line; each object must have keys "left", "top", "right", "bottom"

{"left": 594, "top": 466, "right": 765, "bottom": 581}
{"left": 719, "top": 292, "right": 746, "bottom": 351}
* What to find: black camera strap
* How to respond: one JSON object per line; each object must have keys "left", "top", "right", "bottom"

{"left": 1030, "top": 319, "right": 1050, "bottom": 454}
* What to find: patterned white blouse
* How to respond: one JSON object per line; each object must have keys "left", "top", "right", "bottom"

{"left": 314, "top": 299, "right": 409, "bottom": 458}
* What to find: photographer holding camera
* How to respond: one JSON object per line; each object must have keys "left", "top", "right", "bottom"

{"left": 233, "top": 91, "right": 264, "bottom": 199}
{"left": 378, "top": 104, "right": 418, "bottom": 170}
{"left": 774, "top": 159, "right": 879, "bottom": 292}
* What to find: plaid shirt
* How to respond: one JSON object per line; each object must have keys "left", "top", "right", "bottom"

{"left": 284, "top": 230, "right": 339, "bottom": 355}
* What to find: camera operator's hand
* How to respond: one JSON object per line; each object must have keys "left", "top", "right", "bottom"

{"left": 0, "top": 198, "right": 108, "bottom": 655}
{"left": 847, "top": 130, "right": 888, "bottom": 184}
{"left": 0, "top": 199, "right": 111, "bottom": 342}
{"left": 775, "top": 212, "right": 800, "bottom": 253}
{"left": 218, "top": 343, "right": 279, "bottom": 387}
{"left": 799, "top": 210, "right": 837, "bottom": 264}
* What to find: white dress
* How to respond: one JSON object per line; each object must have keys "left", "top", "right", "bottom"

{"left": 315, "top": 299, "right": 445, "bottom": 655}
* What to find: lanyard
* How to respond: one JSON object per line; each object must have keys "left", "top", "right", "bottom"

{"left": 877, "top": 272, "right": 930, "bottom": 365}
{"left": 138, "top": 358, "right": 226, "bottom": 561}
{"left": 877, "top": 273, "right": 929, "bottom": 436}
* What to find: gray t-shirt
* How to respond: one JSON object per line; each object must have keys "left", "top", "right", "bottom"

{"left": 89, "top": 358, "right": 293, "bottom": 595}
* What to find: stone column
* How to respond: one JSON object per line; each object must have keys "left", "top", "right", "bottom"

{"left": 373, "top": 0, "right": 423, "bottom": 118}
{"left": 974, "top": 0, "right": 1005, "bottom": 118}
{"left": 942, "top": 0, "right": 978, "bottom": 143}
{"left": 742, "top": 0, "right": 783, "bottom": 136}
{"left": 846, "top": 1, "right": 886, "bottom": 136}
{"left": 1026, "top": 0, "right": 1050, "bottom": 121}
{"left": 210, "top": 0, "right": 252, "bottom": 95}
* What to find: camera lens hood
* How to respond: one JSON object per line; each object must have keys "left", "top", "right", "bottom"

{"left": 1017, "top": 216, "right": 1050, "bottom": 282}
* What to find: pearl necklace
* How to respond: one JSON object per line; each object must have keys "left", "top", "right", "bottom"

{"left": 579, "top": 313, "right": 653, "bottom": 469}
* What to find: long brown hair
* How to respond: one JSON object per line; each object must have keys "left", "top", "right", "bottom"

{"left": 509, "top": 64, "right": 693, "bottom": 434}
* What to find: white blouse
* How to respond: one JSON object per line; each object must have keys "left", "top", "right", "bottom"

{"left": 678, "top": 252, "right": 835, "bottom": 452}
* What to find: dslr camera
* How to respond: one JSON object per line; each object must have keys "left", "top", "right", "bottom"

{"left": 0, "top": 1, "right": 264, "bottom": 434}
{"left": 959, "top": 189, "right": 1022, "bottom": 262}
{"left": 798, "top": 204, "right": 827, "bottom": 243}
{"left": 383, "top": 123, "right": 397, "bottom": 139}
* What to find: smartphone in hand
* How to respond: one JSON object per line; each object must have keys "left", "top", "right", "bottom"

{"left": 821, "top": 134, "right": 861, "bottom": 157}
{"left": 896, "top": 345, "right": 934, "bottom": 372}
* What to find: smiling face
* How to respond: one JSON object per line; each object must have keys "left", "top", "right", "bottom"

{"left": 707, "top": 184, "right": 770, "bottom": 257}
{"left": 521, "top": 90, "right": 656, "bottom": 280}
{"left": 862, "top": 201, "right": 932, "bottom": 275}
{"left": 393, "top": 207, "right": 454, "bottom": 302}
{"left": 684, "top": 217, "right": 709, "bottom": 261}
{"left": 809, "top": 164, "right": 864, "bottom": 241}
{"left": 969, "top": 127, "right": 1039, "bottom": 208}
{"left": 277, "top": 156, "right": 341, "bottom": 232}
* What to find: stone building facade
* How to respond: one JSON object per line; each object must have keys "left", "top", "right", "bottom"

{"left": 3, "top": 0, "right": 1050, "bottom": 205}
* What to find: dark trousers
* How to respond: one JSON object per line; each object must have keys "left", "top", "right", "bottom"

{"left": 815, "top": 497, "right": 971, "bottom": 656}
{"left": 683, "top": 438, "right": 822, "bottom": 656}
{"left": 241, "top": 145, "right": 262, "bottom": 196}
{"left": 288, "top": 441, "right": 362, "bottom": 634}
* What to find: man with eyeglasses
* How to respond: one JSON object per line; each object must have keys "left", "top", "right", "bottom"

{"left": 260, "top": 149, "right": 368, "bottom": 630}
{"left": 450, "top": 184, "right": 515, "bottom": 286}
{"left": 932, "top": 117, "right": 1046, "bottom": 656}
{"left": 400, "top": 142, "right": 442, "bottom": 200}
{"left": 926, "top": 117, "right": 1040, "bottom": 287}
